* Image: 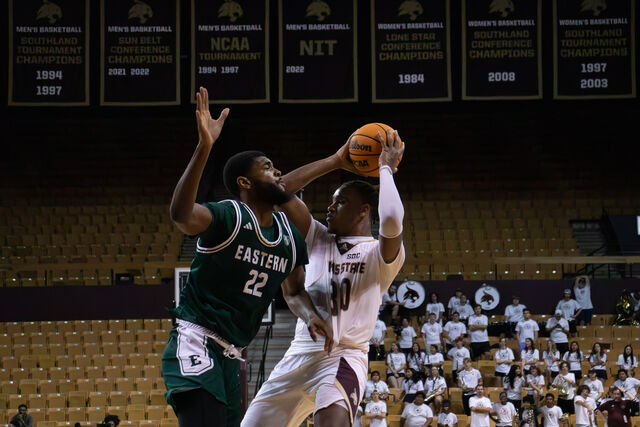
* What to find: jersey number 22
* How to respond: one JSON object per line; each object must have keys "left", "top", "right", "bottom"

{"left": 243, "top": 269, "right": 268, "bottom": 297}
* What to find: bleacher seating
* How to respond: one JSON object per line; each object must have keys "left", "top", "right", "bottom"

{"left": 0, "top": 319, "right": 175, "bottom": 426}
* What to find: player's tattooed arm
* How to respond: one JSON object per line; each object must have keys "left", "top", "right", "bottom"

{"left": 170, "top": 87, "right": 229, "bottom": 235}
{"left": 282, "top": 266, "right": 334, "bottom": 354}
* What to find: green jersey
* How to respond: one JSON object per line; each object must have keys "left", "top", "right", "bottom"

{"left": 173, "top": 200, "right": 308, "bottom": 347}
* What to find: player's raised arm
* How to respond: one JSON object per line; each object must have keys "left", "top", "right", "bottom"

{"left": 169, "top": 87, "right": 229, "bottom": 235}
{"left": 278, "top": 140, "right": 358, "bottom": 237}
{"left": 377, "top": 128, "right": 405, "bottom": 263}
{"left": 281, "top": 265, "right": 334, "bottom": 354}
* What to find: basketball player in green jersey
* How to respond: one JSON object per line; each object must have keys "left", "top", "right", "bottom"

{"left": 163, "top": 87, "right": 334, "bottom": 427}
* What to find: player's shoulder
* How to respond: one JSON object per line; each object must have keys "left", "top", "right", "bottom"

{"left": 203, "top": 199, "right": 238, "bottom": 212}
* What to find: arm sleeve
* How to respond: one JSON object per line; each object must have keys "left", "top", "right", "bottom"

{"left": 377, "top": 165, "right": 404, "bottom": 238}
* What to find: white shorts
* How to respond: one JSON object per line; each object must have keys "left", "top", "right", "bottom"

{"left": 241, "top": 348, "right": 368, "bottom": 427}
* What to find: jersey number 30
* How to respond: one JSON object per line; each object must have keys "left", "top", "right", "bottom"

{"left": 243, "top": 269, "right": 268, "bottom": 297}
{"left": 330, "top": 278, "right": 351, "bottom": 315}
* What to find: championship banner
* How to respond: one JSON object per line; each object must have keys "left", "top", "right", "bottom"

{"left": 553, "top": 0, "right": 636, "bottom": 99}
{"left": 371, "top": 0, "right": 451, "bottom": 103}
{"left": 8, "top": 0, "right": 90, "bottom": 106}
{"left": 462, "top": 0, "right": 542, "bottom": 100}
{"left": 191, "top": 0, "right": 269, "bottom": 104}
{"left": 279, "top": 0, "right": 357, "bottom": 103}
{"left": 100, "top": 0, "right": 180, "bottom": 105}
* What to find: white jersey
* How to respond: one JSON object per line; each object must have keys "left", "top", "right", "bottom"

{"left": 438, "top": 412, "right": 458, "bottom": 427}
{"left": 583, "top": 378, "right": 604, "bottom": 401}
{"left": 365, "top": 400, "right": 388, "bottom": 427}
{"left": 574, "top": 395, "right": 596, "bottom": 426}
{"left": 287, "top": 220, "right": 405, "bottom": 354}
{"left": 574, "top": 284, "right": 593, "bottom": 309}
{"left": 538, "top": 405, "right": 563, "bottom": 427}
{"left": 492, "top": 402, "right": 516, "bottom": 426}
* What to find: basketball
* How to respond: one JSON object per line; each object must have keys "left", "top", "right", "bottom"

{"left": 348, "top": 122, "right": 403, "bottom": 177}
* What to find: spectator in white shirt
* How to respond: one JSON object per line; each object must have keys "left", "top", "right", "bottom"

{"left": 575, "top": 385, "right": 597, "bottom": 427}
{"left": 443, "top": 312, "right": 467, "bottom": 351}
{"left": 494, "top": 337, "right": 515, "bottom": 378}
{"left": 365, "top": 390, "right": 388, "bottom": 427}
{"left": 588, "top": 342, "right": 607, "bottom": 380}
{"left": 459, "top": 357, "right": 483, "bottom": 415}
{"left": 448, "top": 289, "right": 463, "bottom": 317}
{"left": 546, "top": 311, "right": 570, "bottom": 355}
{"left": 617, "top": 345, "right": 638, "bottom": 377}
{"left": 399, "top": 317, "right": 417, "bottom": 353}
{"left": 457, "top": 294, "right": 474, "bottom": 322}
{"left": 401, "top": 368, "right": 425, "bottom": 406}
{"left": 491, "top": 391, "right": 517, "bottom": 427}
{"left": 401, "top": 391, "right": 434, "bottom": 427}
{"left": 505, "top": 296, "right": 526, "bottom": 336}
{"left": 381, "top": 283, "right": 403, "bottom": 324}
{"left": 525, "top": 365, "right": 545, "bottom": 398}
{"left": 563, "top": 341, "right": 584, "bottom": 379}
{"left": 407, "top": 343, "right": 426, "bottom": 380}
{"left": 426, "top": 292, "right": 446, "bottom": 325}
{"left": 613, "top": 368, "right": 640, "bottom": 415}
{"left": 387, "top": 343, "right": 407, "bottom": 389}
{"left": 515, "top": 309, "right": 539, "bottom": 352}
{"left": 469, "top": 305, "right": 490, "bottom": 360}
{"left": 538, "top": 393, "right": 564, "bottom": 427}
{"left": 425, "top": 366, "right": 447, "bottom": 413}
{"left": 555, "top": 289, "right": 582, "bottom": 333}
{"left": 424, "top": 344, "right": 444, "bottom": 377}
{"left": 552, "top": 361, "right": 576, "bottom": 414}
{"left": 365, "top": 371, "right": 390, "bottom": 400}
{"left": 504, "top": 364, "right": 525, "bottom": 412}
{"left": 437, "top": 400, "right": 458, "bottom": 427}
{"left": 583, "top": 369, "right": 604, "bottom": 403}
{"left": 447, "top": 338, "right": 470, "bottom": 383}
{"left": 421, "top": 312, "right": 444, "bottom": 351}
{"left": 519, "top": 396, "right": 537, "bottom": 427}
{"left": 543, "top": 339, "right": 560, "bottom": 379}
{"left": 370, "top": 317, "right": 387, "bottom": 361}
{"left": 573, "top": 276, "right": 594, "bottom": 326}
{"left": 469, "top": 385, "right": 492, "bottom": 427}
{"left": 521, "top": 338, "right": 540, "bottom": 375}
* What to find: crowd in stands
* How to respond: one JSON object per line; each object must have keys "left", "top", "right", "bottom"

{"left": 357, "top": 276, "right": 640, "bottom": 427}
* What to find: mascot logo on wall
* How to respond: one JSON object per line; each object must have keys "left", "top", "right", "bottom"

{"left": 489, "top": 0, "right": 515, "bottom": 18}
{"left": 475, "top": 284, "right": 500, "bottom": 311}
{"left": 218, "top": 0, "right": 243, "bottom": 22}
{"left": 397, "top": 281, "right": 426, "bottom": 310}
{"left": 128, "top": 0, "right": 153, "bottom": 24}
{"left": 37, "top": 0, "right": 62, "bottom": 24}
{"left": 398, "top": 1, "right": 423, "bottom": 21}
{"left": 306, "top": 0, "right": 331, "bottom": 22}
{"left": 581, "top": 0, "right": 606, "bottom": 16}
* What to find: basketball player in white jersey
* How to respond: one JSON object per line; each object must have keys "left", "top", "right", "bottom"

{"left": 242, "top": 129, "right": 405, "bottom": 427}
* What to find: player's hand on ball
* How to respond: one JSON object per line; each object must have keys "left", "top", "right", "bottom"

{"left": 334, "top": 137, "right": 360, "bottom": 175}
{"left": 195, "top": 87, "right": 229, "bottom": 147}
{"left": 377, "top": 128, "right": 404, "bottom": 173}
{"left": 307, "top": 314, "right": 334, "bottom": 355}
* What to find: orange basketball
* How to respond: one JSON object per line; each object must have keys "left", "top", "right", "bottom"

{"left": 348, "top": 122, "right": 403, "bottom": 177}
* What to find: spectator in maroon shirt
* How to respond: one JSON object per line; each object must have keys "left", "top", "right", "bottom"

{"left": 597, "top": 387, "right": 632, "bottom": 427}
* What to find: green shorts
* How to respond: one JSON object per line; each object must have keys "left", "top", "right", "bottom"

{"left": 162, "top": 323, "right": 241, "bottom": 426}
